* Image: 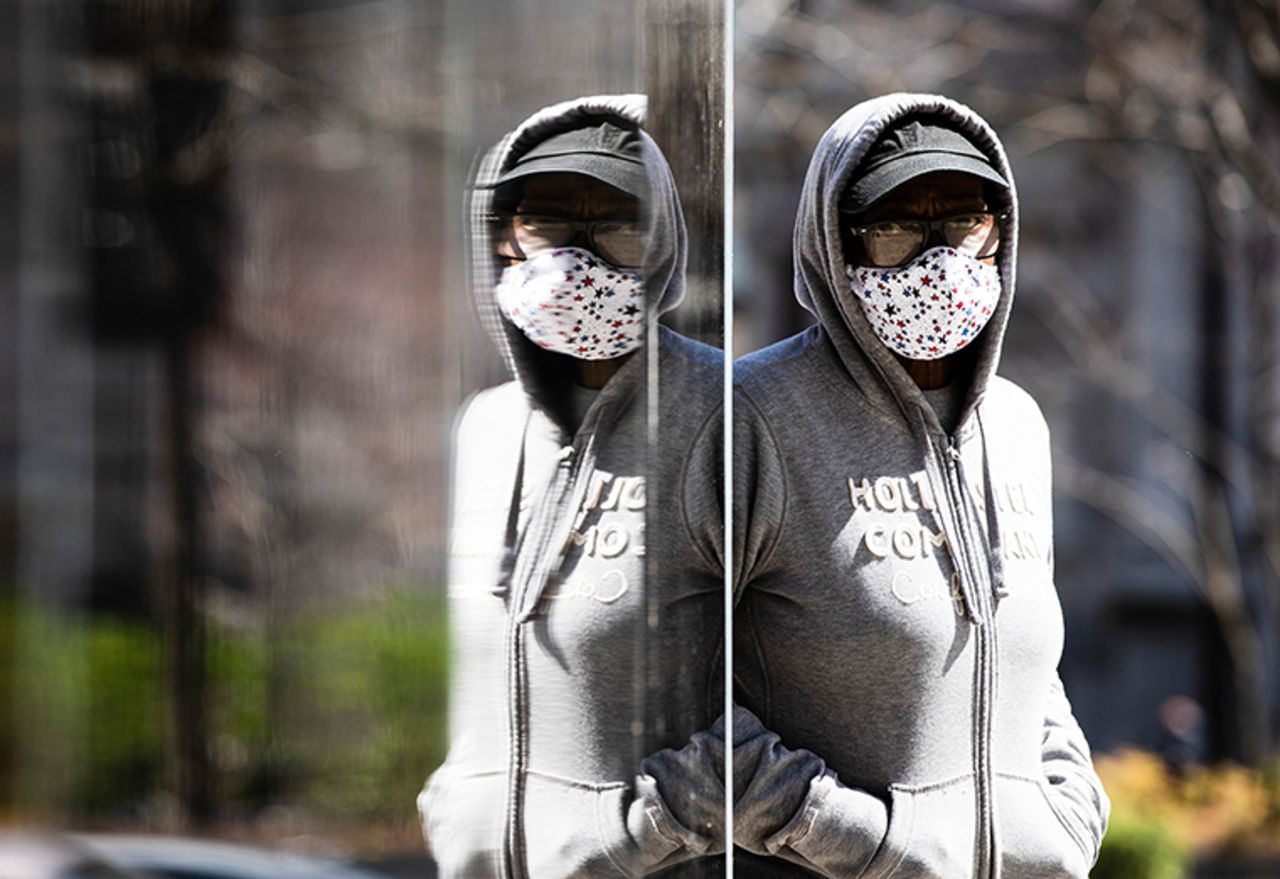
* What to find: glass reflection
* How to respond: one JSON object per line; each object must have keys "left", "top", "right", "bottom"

{"left": 419, "top": 96, "right": 724, "bottom": 878}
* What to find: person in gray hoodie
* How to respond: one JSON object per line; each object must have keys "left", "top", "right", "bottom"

{"left": 725, "top": 93, "right": 1111, "bottom": 877}
{"left": 416, "top": 95, "right": 726, "bottom": 879}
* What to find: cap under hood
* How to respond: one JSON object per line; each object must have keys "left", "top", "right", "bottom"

{"left": 468, "top": 94, "right": 688, "bottom": 424}
{"left": 794, "top": 92, "right": 1019, "bottom": 438}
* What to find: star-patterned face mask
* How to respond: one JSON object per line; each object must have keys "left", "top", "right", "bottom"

{"left": 846, "top": 245, "right": 1001, "bottom": 361}
{"left": 495, "top": 247, "right": 645, "bottom": 361}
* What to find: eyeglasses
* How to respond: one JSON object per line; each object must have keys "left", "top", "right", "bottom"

{"left": 848, "top": 210, "right": 1009, "bottom": 268}
{"left": 492, "top": 212, "right": 646, "bottom": 268}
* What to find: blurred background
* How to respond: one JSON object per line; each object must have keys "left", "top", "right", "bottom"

{"left": 734, "top": 1, "right": 1280, "bottom": 876}
{"left": 4, "top": 1, "right": 464, "bottom": 873}
{"left": 2, "top": 0, "right": 1279, "bottom": 877}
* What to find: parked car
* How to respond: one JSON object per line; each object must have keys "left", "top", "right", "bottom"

{"left": 0, "top": 833, "right": 400, "bottom": 879}
{"left": 74, "top": 836, "right": 399, "bottom": 879}
{"left": 0, "top": 832, "right": 143, "bottom": 879}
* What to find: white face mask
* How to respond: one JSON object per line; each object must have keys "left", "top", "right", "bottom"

{"left": 846, "top": 246, "right": 1001, "bottom": 361}
{"left": 495, "top": 247, "right": 645, "bottom": 361}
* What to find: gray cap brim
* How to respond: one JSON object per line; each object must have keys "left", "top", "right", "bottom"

{"left": 494, "top": 154, "right": 648, "bottom": 200}
{"left": 840, "top": 152, "right": 1008, "bottom": 214}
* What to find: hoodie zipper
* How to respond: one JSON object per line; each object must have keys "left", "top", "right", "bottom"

{"left": 939, "top": 438, "right": 998, "bottom": 879}
{"left": 502, "top": 439, "right": 579, "bottom": 879}
{"left": 502, "top": 404, "right": 607, "bottom": 879}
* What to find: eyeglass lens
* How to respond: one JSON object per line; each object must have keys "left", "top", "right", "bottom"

{"left": 860, "top": 212, "right": 1001, "bottom": 268}
{"left": 511, "top": 214, "right": 646, "bottom": 268}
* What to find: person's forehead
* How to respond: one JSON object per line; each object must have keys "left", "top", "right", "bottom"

{"left": 517, "top": 172, "right": 638, "bottom": 208}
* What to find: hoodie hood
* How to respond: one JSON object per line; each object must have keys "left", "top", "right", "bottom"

{"left": 793, "top": 92, "right": 1019, "bottom": 439}
{"left": 468, "top": 94, "right": 688, "bottom": 425}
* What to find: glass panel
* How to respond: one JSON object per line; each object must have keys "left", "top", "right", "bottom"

{"left": 4, "top": 2, "right": 728, "bottom": 878}
{"left": 425, "top": 1, "right": 727, "bottom": 875}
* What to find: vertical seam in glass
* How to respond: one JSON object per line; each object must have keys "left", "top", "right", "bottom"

{"left": 637, "top": 9, "right": 652, "bottom": 877}
{"left": 722, "top": 0, "right": 735, "bottom": 870}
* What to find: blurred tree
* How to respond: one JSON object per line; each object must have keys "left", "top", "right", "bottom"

{"left": 79, "top": 0, "right": 236, "bottom": 826}
{"left": 647, "top": 0, "right": 728, "bottom": 344}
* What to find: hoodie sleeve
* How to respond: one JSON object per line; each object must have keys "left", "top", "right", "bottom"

{"left": 1040, "top": 673, "right": 1111, "bottom": 866}
{"left": 680, "top": 398, "right": 727, "bottom": 576}
{"left": 1035, "top": 394, "right": 1110, "bottom": 867}
{"left": 724, "top": 390, "right": 893, "bottom": 875}
{"left": 610, "top": 356, "right": 728, "bottom": 870}
{"left": 731, "top": 389, "right": 788, "bottom": 596}
{"left": 678, "top": 384, "right": 788, "bottom": 586}
{"left": 730, "top": 705, "right": 890, "bottom": 875}
{"left": 727, "top": 686, "right": 1110, "bottom": 879}
{"left": 617, "top": 394, "right": 729, "bottom": 866}
{"left": 631, "top": 721, "right": 729, "bottom": 863}
{"left": 639, "top": 705, "right": 890, "bottom": 876}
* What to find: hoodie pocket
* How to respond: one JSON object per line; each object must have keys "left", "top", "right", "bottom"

{"left": 522, "top": 772, "right": 649, "bottom": 879}
{"left": 860, "top": 774, "right": 976, "bottom": 879}
{"left": 417, "top": 767, "right": 505, "bottom": 878}
{"left": 994, "top": 773, "right": 1091, "bottom": 878}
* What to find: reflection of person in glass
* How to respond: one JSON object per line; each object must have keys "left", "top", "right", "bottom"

{"left": 418, "top": 95, "right": 724, "bottom": 878}
{"left": 727, "top": 95, "right": 1110, "bottom": 876}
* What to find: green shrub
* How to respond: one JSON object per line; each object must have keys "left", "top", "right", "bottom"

{"left": 84, "top": 614, "right": 165, "bottom": 812}
{"left": 282, "top": 587, "right": 450, "bottom": 819}
{"left": 1092, "top": 808, "right": 1190, "bottom": 879}
{"left": 1, "top": 587, "right": 449, "bottom": 829}
{"left": 0, "top": 599, "right": 165, "bottom": 818}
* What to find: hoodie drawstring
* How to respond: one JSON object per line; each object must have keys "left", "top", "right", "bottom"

{"left": 495, "top": 412, "right": 534, "bottom": 598}
{"left": 516, "top": 407, "right": 605, "bottom": 622}
{"left": 915, "top": 407, "right": 983, "bottom": 625}
{"left": 946, "top": 427, "right": 1003, "bottom": 617}
{"left": 976, "top": 410, "right": 1008, "bottom": 603}
{"left": 915, "top": 405, "right": 1008, "bottom": 624}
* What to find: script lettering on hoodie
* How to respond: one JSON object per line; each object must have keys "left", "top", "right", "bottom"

{"left": 892, "top": 570, "right": 966, "bottom": 617}
{"left": 542, "top": 473, "right": 646, "bottom": 608}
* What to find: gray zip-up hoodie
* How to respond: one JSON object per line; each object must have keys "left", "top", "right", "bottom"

{"left": 416, "top": 95, "right": 725, "bottom": 879}
{"left": 728, "top": 93, "right": 1110, "bottom": 878}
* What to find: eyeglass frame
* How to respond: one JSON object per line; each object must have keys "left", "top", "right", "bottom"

{"left": 844, "top": 208, "right": 1012, "bottom": 268}
{"left": 489, "top": 211, "right": 647, "bottom": 268}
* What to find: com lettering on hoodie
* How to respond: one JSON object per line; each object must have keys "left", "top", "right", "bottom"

{"left": 847, "top": 470, "right": 1045, "bottom": 577}
{"left": 539, "top": 471, "right": 646, "bottom": 609}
